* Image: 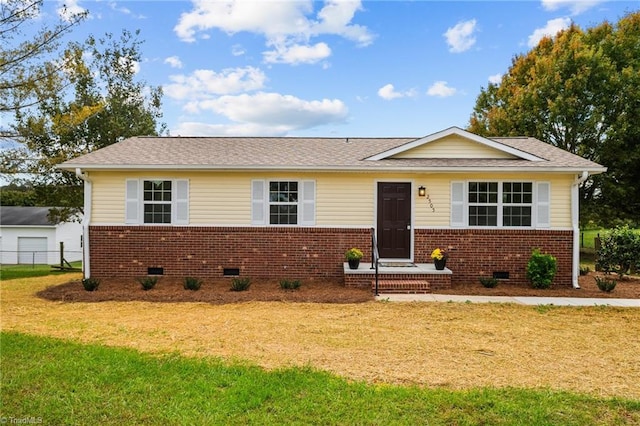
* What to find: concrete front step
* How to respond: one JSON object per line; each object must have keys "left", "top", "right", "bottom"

{"left": 373, "top": 279, "right": 431, "bottom": 294}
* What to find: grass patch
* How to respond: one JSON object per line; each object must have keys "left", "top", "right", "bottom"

{"left": 0, "top": 262, "right": 82, "bottom": 280}
{"left": 2, "top": 332, "right": 638, "bottom": 425}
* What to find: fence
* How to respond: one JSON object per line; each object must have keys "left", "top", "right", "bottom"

{"left": 0, "top": 242, "right": 82, "bottom": 268}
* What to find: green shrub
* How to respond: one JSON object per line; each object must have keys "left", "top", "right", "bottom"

{"left": 137, "top": 276, "right": 158, "bottom": 291}
{"left": 81, "top": 277, "right": 100, "bottom": 292}
{"left": 526, "top": 249, "right": 557, "bottom": 289}
{"left": 230, "top": 277, "right": 251, "bottom": 292}
{"left": 595, "top": 276, "right": 617, "bottom": 293}
{"left": 579, "top": 265, "right": 590, "bottom": 276}
{"left": 596, "top": 225, "right": 640, "bottom": 278}
{"left": 479, "top": 276, "right": 498, "bottom": 288}
{"left": 280, "top": 279, "right": 301, "bottom": 290}
{"left": 183, "top": 277, "right": 202, "bottom": 291}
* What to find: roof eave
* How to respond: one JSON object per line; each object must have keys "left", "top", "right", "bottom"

{"left": 60, "top": 163, "right": 607, "bottom": 174}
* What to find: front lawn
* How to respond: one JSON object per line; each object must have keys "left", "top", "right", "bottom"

{"left": 2, "top": 332, "right": 638, "bottom": 425}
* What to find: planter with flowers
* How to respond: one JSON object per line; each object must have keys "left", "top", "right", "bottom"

{"left": 431, "top": 248, "right": 448, "bottom": 270}
{"left": 345, "top": 248, "right": 364, "bottom": 270}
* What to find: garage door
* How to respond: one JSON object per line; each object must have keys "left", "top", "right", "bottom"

{"left": 18, "top": 237, "right": 48, "bottom": 264}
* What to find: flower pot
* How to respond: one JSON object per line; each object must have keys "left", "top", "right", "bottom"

{"left": 348, "top": 258, "right": 360, "bottom": 270}
{"left": 434, "top": 258, "right": 447, "bottom": 270}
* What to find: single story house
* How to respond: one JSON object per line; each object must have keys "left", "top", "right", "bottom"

{"left": 59, "top": 127, "right": 605, "bottom": 291}
{"left": 0, "top": 206, "right": 83, "bottom": 265}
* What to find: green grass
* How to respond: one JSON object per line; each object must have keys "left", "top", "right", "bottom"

{"left": 2, "top": 332, "right": 638, "bottom": 425}
{"left": 0, "top": 262, "right": 81, "bottom": 280}
{"left": 581, "top": 228, "right": 640, "bottom": 249}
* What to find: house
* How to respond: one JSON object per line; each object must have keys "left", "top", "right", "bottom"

{"left": 59, "top": 127, "right": 605, "bottom": 290}
{"left": 0, "top": 206, "right": 83, "bottom": 265}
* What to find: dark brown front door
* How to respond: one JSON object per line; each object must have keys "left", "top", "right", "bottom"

{"left": 377, "top": 182, "right": 411, "bottom": 259}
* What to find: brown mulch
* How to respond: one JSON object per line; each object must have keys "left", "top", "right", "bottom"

{"left": 37, "top": 272, "right": 639, "bottom": 304}
{"left": 36, "top": 277, "right": 374, "bottom": 304}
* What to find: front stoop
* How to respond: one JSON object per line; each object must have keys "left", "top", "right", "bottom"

{"left": 343, "top": 263, "right": 452, "bottom": 294}
{"left": 374, "top": 279, "right": 431, "bottom": 294}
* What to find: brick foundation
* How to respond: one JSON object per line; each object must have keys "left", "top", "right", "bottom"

{"left": 88, "top": 226, "right": 371, "bottom": 280}
{"left": 88, "top": 226, "right": 573, "bottom": 286}
{"left": 415, "top": 229, "right": 573, "bottom": 287}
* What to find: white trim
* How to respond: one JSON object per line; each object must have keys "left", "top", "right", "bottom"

{"left": 365, "top": 127, "right": 545, "bottom": 162}
{"left": 58, "top": 164, "right": 607, "bottom": 174}
{"left": 76, "top": 168, "right": 91, "bottom": 279}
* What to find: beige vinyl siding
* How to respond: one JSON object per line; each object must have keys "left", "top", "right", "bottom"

{"left": 88, "top": 170, "right": 573, "bottom": 228}
{"left": 416, "top": 173, "right": 572, "bottom": 228}
{"left": 392, "top": 134, "right": 516, "bottom": 159}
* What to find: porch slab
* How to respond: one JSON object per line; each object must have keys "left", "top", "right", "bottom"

{"left": 343, "top": 262, "right": 452, "bottom": 292}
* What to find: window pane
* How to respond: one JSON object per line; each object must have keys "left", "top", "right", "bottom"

{"left": 503, "top": 206, "right": 531, "bottom": 227}
{"left": 143, "top": 203, "right": 171, "bottom": 224}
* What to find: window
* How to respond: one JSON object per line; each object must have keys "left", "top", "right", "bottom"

{"left": 502, "top": 182, "right": 532, "bottom": 226}
{"left": 251, "top": 180, "right": 315, "bottom": 226}
{"left": 451, "top": 181, "right": 546, "bottom": 228}
{"left": 143, "top": 180, "right": 172, "bottom": 224}
{"left": 269, "top": 181, "right": 298, "bottom": 224}
{"left": 468, "top": 182, "right": 498, "bottom": 226}
{"left": 125, "top": 179, "right": 189, "bottom": 225}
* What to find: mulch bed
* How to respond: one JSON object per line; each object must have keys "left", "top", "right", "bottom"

{"left": 37, "top": 272, "right": 639, "bottom": 304}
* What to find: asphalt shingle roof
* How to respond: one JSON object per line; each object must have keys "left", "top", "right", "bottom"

{"left": 59, "top": 128, "right": 605, "bottom": 173}
{"left": 0, "top": 207, "right": 55, "bottom": 226}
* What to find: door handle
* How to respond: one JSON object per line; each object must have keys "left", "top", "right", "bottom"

{"left": 406, "top": 224, "right": 411, "bottom": 230}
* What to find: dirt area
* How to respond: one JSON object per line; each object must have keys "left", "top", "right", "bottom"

{"left": 37, "top": 272, "right": 639, "bottom": 303}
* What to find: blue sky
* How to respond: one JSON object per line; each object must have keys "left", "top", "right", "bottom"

{"left": 29, "top": 1, "right": 640, "bottom": 137}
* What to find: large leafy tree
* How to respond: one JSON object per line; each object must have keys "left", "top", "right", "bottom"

{"left": 468, "top": 12, "right": 640, "bottom": 226}
{"left": 1, "top": 29, "right": 165, "bottom": 222}
{"left": 0, "top": 0, "right": 86, "bottom": 115}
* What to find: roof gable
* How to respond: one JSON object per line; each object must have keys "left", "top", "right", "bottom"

{"left": 365, "top": 127, "right": 544, "bottom": 162}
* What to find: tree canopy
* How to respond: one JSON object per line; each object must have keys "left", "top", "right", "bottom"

{"left": 0, "top": 0, "right": 86, "bottom": 116}
{"left": 1, "top": 29, "right": 165, "bottom": 222}
{"left": 468, "top": 11, "right": 640, "bottom": 227}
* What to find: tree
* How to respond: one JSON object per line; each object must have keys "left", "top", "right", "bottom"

{"left": 0, "top": 0, "right": 86, "bottom": 115}
{"left": 468, "top": 12, "right": 640, "bottom": 226}
{"left": 1, "top": 29, "right": 165, "bottom": 222}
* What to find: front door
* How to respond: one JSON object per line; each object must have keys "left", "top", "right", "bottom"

{"left": 377, "top": 182, "right": 411, "bottom": 259}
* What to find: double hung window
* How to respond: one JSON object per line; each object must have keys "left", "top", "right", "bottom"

{"left": 451, "top": 181, "right": 547, "bottom": 228}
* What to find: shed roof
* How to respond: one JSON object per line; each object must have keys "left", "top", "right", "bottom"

{"left": 59, "top": 126, "right": 606, "bottom": 174}
{"left": 0, "top": 207, "right": 55, "bottom": 226}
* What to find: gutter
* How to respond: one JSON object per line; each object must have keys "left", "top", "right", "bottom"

{"left": 572, "top": 171, "right": 589, "bottom": 289}
{"left": 75, "top": 168, "right": 91, "bottom": 279}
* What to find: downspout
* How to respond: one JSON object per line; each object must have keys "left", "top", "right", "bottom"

{"left": 572, "top": 171, "right": 589, "bottom": 289}
{"left": 76, "top": 168, "right": 92, "bottom": 279}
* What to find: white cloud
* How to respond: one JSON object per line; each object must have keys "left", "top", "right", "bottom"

{"left": 444, "top": 19, "right": 477, "bottom": 53}
{"left": 231, "top": 44, "right": 246, "bottom": 56}
{"left": 57, "top": 0, "right": 86, "bottom": 22}
{"left": 263, "top": 42, "right": 331, "bottom": 65}
{"left": 191, "top": 92, "right": 348, "bottom": 127}
{"left": 172, "top": 121, "right": 292, "bottom": 137}
{"left": 165, "top": 66, "right": 267, "bottom": 100}
{"left": 164, "top": 56, "right": 183, "bottom": 69}
{"left": 174, "top": 0, "right": 373, "bottom": 65}
{"left": 426, "top": 81, "right": 457, "bottom": 97}
{"left": 488, "top": 74, "right": 502, "bottom": 85}
{"left": 377, "top": 84, "right": 416, "bottom": 100}
{"left": 173, "top": 92, "right": 348, "bottom": 136}
{"left": 528, "top": 17, "right": 571, "bottom": 47}
{"left": 541, "top": 0, "right": 603, "bottom": 15}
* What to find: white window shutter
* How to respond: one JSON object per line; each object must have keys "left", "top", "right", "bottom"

{"left": 536, "top": 182, "right": 550, "bottom": 228}
{"left": 301, "top": 180, "right": 316, "bottom": 226}
{"left": 125, "top": 179, "right": 139, "bottom": 224}
{"left": 251, "top": 180, "right": 266, "bottom": 225}
{"left": 451, "top": 181, "right": 465, "bottom": 227}
{"left": 175, "top": 180, "right": 189, "bottom": 224}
